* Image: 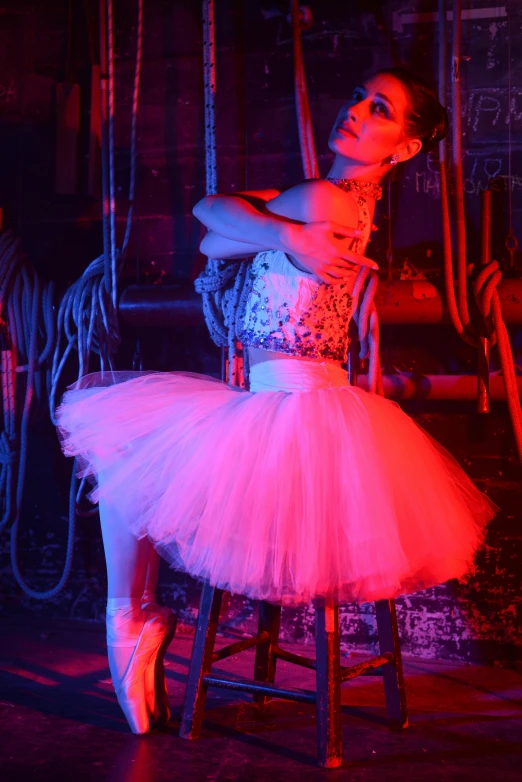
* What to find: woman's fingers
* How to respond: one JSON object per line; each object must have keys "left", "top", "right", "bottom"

{"left": 320, "top": 271, "right": 345, "bottom": 284}
{"left": 346, "top": 252, "right": 378, "bottom": 270}
{"left": 333, "top": 238, "right": 378, "bottom": 270}
{"left": 323, "top": 254, "right": 378, "bottom": 276}
{"left": 320, "top": 265, "right": 358, "bottom": 285}
{"left": 337, "top": 253, "right": 378, "bottom": 270}
{"left": 292, "top": 246, "right": 378, "bottom": 281}
{"left": 328, "top": 221, "right": 363, "bottom": 238}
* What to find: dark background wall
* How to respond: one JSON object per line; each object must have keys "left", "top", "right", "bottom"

{"left": 0, "top": 0, "right": 521, "bottom": 665}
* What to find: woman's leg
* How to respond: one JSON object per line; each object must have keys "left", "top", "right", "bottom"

{"left": 98, "top": 492, "right": 175, "bottom": 733}
{"left": 142, "top": 548, "right": 161, "bottom": 605}
{"left": 98, "top": 493, "right": 153, "bottom": 692}
{"left": 99, "top": 493, "right": 151, "bottom": 599}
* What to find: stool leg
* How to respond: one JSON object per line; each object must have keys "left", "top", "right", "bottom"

{"left": 179, "top": 582, "right": 224, "bottom": 739}
{"left": 315, "top": 600, "right": 342, "bottom": 769}
{"left": 375, "top": 599, "right": 408, "bottom": 729}
{"left": 253, "top": 601, "right": 281, "bottom": 705}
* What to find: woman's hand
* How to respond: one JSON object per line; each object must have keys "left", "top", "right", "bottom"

{"left": 280, "top": 221, "right": 378, "bottom": 284}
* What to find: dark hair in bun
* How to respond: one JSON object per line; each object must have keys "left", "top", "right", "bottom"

{"left": 375, "top": 67, "right": 448, "bottom": 153}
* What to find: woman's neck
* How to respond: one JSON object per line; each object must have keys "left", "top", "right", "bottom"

{"left": 327, "top": 156, "right": 389, "bottom": 185}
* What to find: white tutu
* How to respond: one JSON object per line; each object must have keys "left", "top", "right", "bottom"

{"left": 55, "top": 358, "right": 498, "bottom": 605}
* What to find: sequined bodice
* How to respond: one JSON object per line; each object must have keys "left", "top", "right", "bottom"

{"left": 238, "top": 192, "right": 373, "bottom": 364}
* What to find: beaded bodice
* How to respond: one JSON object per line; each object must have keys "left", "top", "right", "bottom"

{"left": 237, "top": 190, "right": 373, "bottom": 364}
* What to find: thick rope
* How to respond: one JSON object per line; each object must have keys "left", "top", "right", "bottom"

{"left": 473, "top": 261, "right": 522, "bottom": 463}
{"left": 291, "top": 0, "right": 319, "bottom": 180}
{"left": 290, "top": 2, "right": 381, "bottom": 393}
{"left": 122, "top": 0, "right": 143, "bottom": 255}
{"left": 438, "top": 0, "right": 475, "bottom": 346}
{"left": 107, "top": 0, "right": 117, "bottom": 308}
{"left": 194, "top": 0, "right": 249, "bottom": 387}
{"left": 437, "top": 0, "right": 522, "bottom": 467}
{"left": 451, "top": 0, "right": 474, "bottom": 334}
{"left": 2, "top": 0, "right": 144, "bottom": 600}
{"left": 0, "top": 233, "right": 71, "bottom": 599}
{"left": 195, "top": 0, "right": 381, "bottom": 394}
{"left": 50, "top": 0, "right": 143, "bottom": 405}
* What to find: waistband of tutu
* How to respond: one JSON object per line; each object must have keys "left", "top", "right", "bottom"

{"left": 249, "top": 358, "right": 348, "bottom": 393}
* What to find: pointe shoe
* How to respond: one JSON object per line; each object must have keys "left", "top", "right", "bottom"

{"left": 142, "top": 600, "right": 175, "bottom": 623}
{"left": 111, "top": 613, "right": 168, "bottom": 735}
{"left": 142, "top": 605, "right": 177, "bottom": 725}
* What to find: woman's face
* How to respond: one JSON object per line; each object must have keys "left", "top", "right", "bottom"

{"left": 328, "top": 73, "right": 414, "bottom": 165}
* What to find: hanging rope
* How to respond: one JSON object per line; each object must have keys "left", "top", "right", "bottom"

{"left": 0, "top": 233, "right": 67, "bottom": 598}
{"left": 505, "top": 3, "right": 518, "bottom": 270}
{"left": 451, "top": 0, "right": 475, "bottom": 335}
{"left": 51, "top": 0, "right": 143, "bottom": 410}
{"left": 195, "top": 0, "right": 382, "bottom": 394}
{"left": 473, "top": 259, "right": 522, "bottom": 463}
{"left": 106, "top": 0, "right": 118, "bottom": 308}
{"left": 2, "top": 0, "right": 144, "bottom": 600}
{"left": 291, "top": 0, "right": 318, "bottom": 180}
{"left": 194, "top": 0, "right": 249, "bottom": 388}
{"left": 436, "top": 0, "right": 522, "bottom": 467}
{"left": 290, "top": 2, "right": 382, "bottom": 394}
{"left": 438, "top": 0, "right": 473, "bottom": 346}
{"left": 438, "top": 0, "right": 481, "bottom": 346}
{"left": 0, "top": 235, "right": 56, "bottom": 538}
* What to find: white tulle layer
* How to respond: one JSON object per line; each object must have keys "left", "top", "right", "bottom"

{"left": 55, "top": 359, "right": 498, "bottom": 604}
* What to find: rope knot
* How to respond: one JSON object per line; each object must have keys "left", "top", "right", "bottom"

{"left": 473, "top": 259, "right": 502, "bottom": 344}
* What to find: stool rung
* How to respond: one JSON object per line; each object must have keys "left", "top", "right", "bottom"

{"left": 272, "top": 644, "right": 393, "bottom": 683}
{"left": 212, "top": 631, "right": 269, "bottom": 663}
{"left": 272, "top": 644, "right": 315, "bottom": 670}
{"left": 203, "top": 673, "right": 316, "bottom": 704}
{"left": 340, "top": 653, "right": 393, "bottom": 682}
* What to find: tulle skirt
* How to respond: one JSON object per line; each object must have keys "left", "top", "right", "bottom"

{"left": 55, "top": 357, "right": 498, "bottom": 605}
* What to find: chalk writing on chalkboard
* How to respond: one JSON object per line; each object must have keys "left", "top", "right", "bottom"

{"left": 454, "top": 88, "right": 522, "bottom": 132}
{"left": 414, "top": 152, "right": 522, "bottom": 198}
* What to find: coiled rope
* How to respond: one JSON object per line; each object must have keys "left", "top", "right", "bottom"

{"left": 0, "top": 235, "right": 61, "bottom": 599}
{"left": 3, "top": 0, "right": 144, "bottom": 599}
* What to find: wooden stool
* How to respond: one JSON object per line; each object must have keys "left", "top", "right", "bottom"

{"left": 180, "top": 582, "right": 408, "bottom": 768}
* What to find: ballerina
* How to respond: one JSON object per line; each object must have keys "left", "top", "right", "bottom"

{"left": 56, "top": 68, "right": 498, "bottom": 733}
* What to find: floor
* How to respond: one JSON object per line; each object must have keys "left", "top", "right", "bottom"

{"left": 1, "top": 616, "right": 522, "bottom": 781}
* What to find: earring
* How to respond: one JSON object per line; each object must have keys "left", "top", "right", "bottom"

{"left": 390, "top": 154, "right": 399, "bottom": 165}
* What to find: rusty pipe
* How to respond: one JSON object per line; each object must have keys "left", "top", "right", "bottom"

{"left": 357, "top": 373, "right": 522, "bottom": 401}
{"left": 477, "top": 190, "right": 492, "bottom": 413}
{"left": 118, "top": 281, "right": 522, "bottom": 327}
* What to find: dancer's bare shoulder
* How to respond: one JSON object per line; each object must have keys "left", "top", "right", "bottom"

{"left": 265, "top": 179, "right": 359, "bottom": 228}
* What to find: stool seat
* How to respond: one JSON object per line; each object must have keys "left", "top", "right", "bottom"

{"left": 180, "top": 583, "right": 408, "bottom": 768}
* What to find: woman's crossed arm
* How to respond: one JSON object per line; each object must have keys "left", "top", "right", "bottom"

{"left": 193, "top": 181, "right": 378, "bottom": 285}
